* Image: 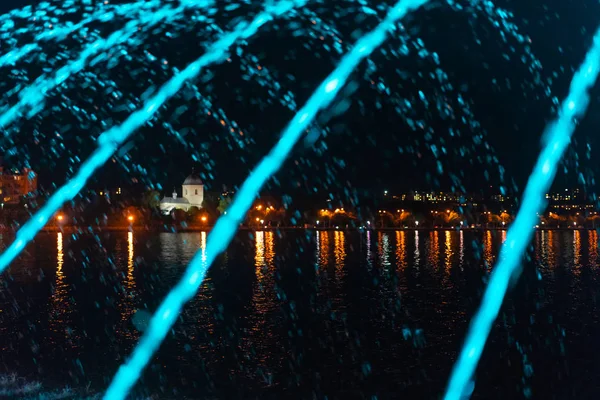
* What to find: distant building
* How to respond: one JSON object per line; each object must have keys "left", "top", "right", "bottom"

{"left": 545, "top": 188, "right": 583, "bottom": 203}
{"left": 404, "top": 191, "right": 462, "bottom": 203}
{"left": 0, "top": 167, "right": 37, "bottom": 204}
{"left": 160, "top": 172, "right": 204, "bottom": 214}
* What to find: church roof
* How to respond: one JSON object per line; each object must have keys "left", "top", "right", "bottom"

{"left": 183, "top": 173, "right": 203, "bottom": 185}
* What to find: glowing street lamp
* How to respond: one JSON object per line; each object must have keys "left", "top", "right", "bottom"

{"left": 316, "top": 220, "right": 320, "bottom": 225}
{"left": 127, "top": 215, "right": 134, "bottom": 223}
{"left": 415, "top": 221, "right": 419, "bottom": 227}
{"left": 201, "top": 216, "right": 207, "bottom": 222}
{"left": 56, "top": 214, "right": 64, "bottom": 222}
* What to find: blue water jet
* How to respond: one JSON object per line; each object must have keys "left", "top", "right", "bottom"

{"left": 443, "top": 24, "right": 600, "bottom": 400}
{"left": 103, "top": 0, "right": 428, "bottom": 399}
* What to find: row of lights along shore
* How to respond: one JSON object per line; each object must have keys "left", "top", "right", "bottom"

{"left": 54, "top": 214, "right": 209, "bottom": 224}
{"left": 55, "top": 213, "right": 135, "bottom": 223}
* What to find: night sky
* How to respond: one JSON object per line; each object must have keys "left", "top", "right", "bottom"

{"left": 1, "top": 0, "right": 600, "bottom": 200}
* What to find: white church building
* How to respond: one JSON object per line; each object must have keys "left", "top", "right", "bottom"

{"left": 160, "top": 172, "right": 204, "bottom": 215}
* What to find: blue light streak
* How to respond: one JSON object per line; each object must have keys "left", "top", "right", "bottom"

{"left": 443, "top": 25, "right": 600, "bottom": 400}
{"left": 0, "top": 0, "right": 305, "bottom": 276}
{"left": 104, "top": 1, "right": 428, "bottom": 399}
{"left": 0, "top": 0, "right": 213, "bottom": 130}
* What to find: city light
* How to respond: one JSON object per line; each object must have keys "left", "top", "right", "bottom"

{"left": 201, "top": 216, "right": 207, "bottom": 222}
{"left": 56, "top": 214, "right": 64, "bottom": 222}
{"left": 127, "top": 215, "right": 134, "bottom": 222}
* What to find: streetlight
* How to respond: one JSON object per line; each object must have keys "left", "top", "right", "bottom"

{"left": 57, "top": 214, "right": 64, "bottom": 222}
{"left": 415, "top": 221, "right": 419, "bottom": 227}
{"left": 201, "top": 216, "right": 207, "bottom": 223}
{"left": 316, "top": 220, "right": 320, "bottom": 225}
{"left": 127, "top": 215, "right": 134, "bottom": 223}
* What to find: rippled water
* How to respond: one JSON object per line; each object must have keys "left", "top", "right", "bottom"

{"left": 1, "top": 229, "right": 600, "bottom": 399}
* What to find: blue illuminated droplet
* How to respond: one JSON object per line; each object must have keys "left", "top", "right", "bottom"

{"left": 325, "top": 78, "right": 339, "bottom": 93}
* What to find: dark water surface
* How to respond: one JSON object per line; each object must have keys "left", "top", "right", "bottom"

{"left": 1, "top": 229, "right": 600, "bottom": 399}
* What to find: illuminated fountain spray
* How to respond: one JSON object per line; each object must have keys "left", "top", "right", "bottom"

{"left": 104, "top": 0, "right": 428, "bottom": 398}
{"left": 0, "top": 0, "right": 595, "bottom": 398}
{"left": 444, "top": 25, "right": 600, "bottom": 400}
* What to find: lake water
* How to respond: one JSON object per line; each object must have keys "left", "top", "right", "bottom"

{"left": 1, "top": 229, "right": 600, "bottom": 399}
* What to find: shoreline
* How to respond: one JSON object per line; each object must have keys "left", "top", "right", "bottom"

{"left": 2, "top": 226, "right": 594, "bottom": 233}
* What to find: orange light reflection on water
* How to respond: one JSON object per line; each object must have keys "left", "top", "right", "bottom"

{"left": 444, "top": 230, "right": 453, "bottom": 276}
{"left": 428, "top": 231, "right": 440, "bottom": 270}
{"left": 395, "top": 230, "right": 406, "bottom": 271}
{"left": 573, "top": 230, "right": 581, "bottom": 276}
{"left": 49, "top": 232, "right": 69, "bottom": 337}
{"left": 334, "top": 231, "right": 346, "bottom": 276}
{"left": 483, "top": 230, "right": 493, "bottom": 271}
{"left": 126, "top": 231, "right": 135, "bottom": 291}
{"left": 317, "top": 230, "right": 330, "bottom": 270}
{"left": 589, "top": 230, "right": 598, "bottom": 267}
